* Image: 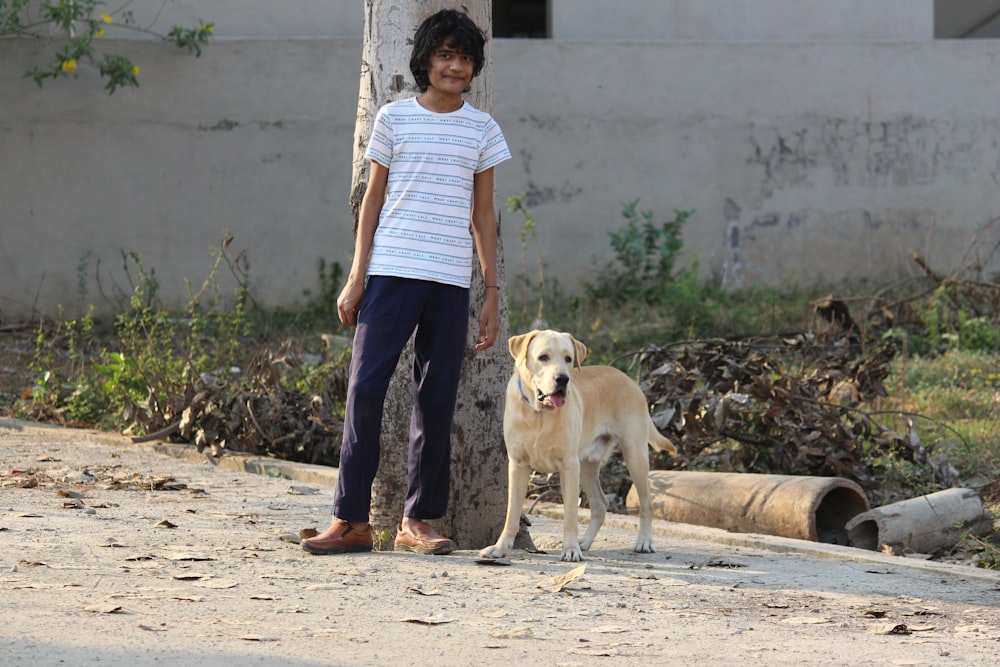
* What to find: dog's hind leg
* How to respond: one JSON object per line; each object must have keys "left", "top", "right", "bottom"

{"left": 622, "top": 444, "right": 656, "bottom": 553}
{"left": 579, "top": 459, "right": 607, "bottom": 552}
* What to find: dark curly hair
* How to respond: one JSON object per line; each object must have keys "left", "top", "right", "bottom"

{"left": 409, "top": 9, "right": 486, "bottom": 93}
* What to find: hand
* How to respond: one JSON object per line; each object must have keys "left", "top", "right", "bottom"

{"left": 337, "top": 280, "right": 365, "bottom": 327}
{"left": 475, "top": 289, "right": 500, "bottom": 353}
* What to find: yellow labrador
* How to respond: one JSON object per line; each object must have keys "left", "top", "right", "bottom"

{"left": 481, "top": 330, "right": 676, "bottom": 562}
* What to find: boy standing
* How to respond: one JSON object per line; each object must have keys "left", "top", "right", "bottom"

{"left": 303, "top": 9, "right": 511, "bottom": 556}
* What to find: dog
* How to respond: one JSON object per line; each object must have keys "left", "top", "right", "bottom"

{"left": 480, "top": 329, "right": 677, "bottom": 562}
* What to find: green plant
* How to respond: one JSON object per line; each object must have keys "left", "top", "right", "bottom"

{"left": 600, "top": 200, "right": 694, "bottom": 302}
{"left": 507, "top": 193, "right": 547, "bottom": 326}
{"left": 2, "top": 0, "right": 213, "bottom": 93}
{"left": 910, "top": 284, "right": 1000, "bottom": 355}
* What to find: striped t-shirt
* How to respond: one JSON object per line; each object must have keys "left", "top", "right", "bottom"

{"left": 364, "top": 97, "right": 511, "bottom": 288}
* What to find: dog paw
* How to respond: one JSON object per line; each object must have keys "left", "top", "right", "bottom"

{"left": 633, "top": 539, "right": 656, "bottom": 554}
{"left": 479, "top": 544, "right": 510, "bottom": 559}
{"left": 560, "top": 545, "right": 584, "bottom": 562}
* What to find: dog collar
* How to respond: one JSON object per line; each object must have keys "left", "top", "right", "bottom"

{"left": 517, "top": 378, "right": 532, "bottom": 404}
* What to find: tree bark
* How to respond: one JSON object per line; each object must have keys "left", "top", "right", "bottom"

{"left": 351, "top": 0, "right": 510, "bottom": 550}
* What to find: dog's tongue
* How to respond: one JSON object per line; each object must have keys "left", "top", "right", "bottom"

{"left": 548, "top": 393, "right": 566, "bottom": 408}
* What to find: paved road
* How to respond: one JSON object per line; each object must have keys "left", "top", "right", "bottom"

{"left": 2, "top": 418, "right": 999, "bottom": 666}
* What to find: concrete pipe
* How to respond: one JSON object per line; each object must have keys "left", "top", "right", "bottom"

{"left": 627, "top": 471, "right": 869, "bottom": 544}
{"left": 846, "top": 488, "right": 993, "bottom": 554}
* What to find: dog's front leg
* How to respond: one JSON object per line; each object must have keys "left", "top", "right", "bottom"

{"left": 479, "top": 458, "right": 531, "bottom": 559}
{"left": 560, "top": 460, "right": 584, "bottom": 562}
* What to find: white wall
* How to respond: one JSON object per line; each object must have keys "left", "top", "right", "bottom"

{"left": 2, "top": 2, "right": 999, "bottom": 320}
{"left": 551, "top": 0, "right": 933, "bottom": 41}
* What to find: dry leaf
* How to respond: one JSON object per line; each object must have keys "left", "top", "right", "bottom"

{"left": 192, "top": 578, "right": 238, "bottom": 589}
{"left": 476, "top": 557, "right": 512, "bottom": 566}
{"left": 401, "top": 614, "right": 455, "bottom": 625}
{"left": 873, "top": 623, "right": 911, "bottom": 635}
{"left": 781, "top": 616, "right": 832, "bottom": 625}
{"left": 84, "top": 604, "right": 123, "bottom": 614}
{"left": 138, "top": 624, "right": 167, "bottom": 632}
{"left": 407, "top": 587, "right": 443, "bottom": 596}
{"left": 536, "top": 564, "right": 587, "bottom": 593}
{"left": 489, "top": 626, "right": 534, "bottom": 639}
{"left": 156, "top": 520, "right": 177, "bottom": 529}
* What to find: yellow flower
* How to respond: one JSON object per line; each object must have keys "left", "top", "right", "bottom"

{"left": 100, "top": 13, "right": 112, "bottom": 24}
{"left": 95, "top": 28, "right": 105, "bottom": 38}
{"left": 201, "top": 24, "right": 213, "bottom": 34}
{"left": 61, "top": 59, "right": 78, "bottom": 73}
{"left": 132, "top": 65, "right": 140, "bottom": 76}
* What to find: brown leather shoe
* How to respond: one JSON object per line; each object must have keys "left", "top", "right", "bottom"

{"left": 302, "top": 519, "right": 372, "bottom": 555}
{"left": 394, "top": 520, "right": 456, "bottom": 555}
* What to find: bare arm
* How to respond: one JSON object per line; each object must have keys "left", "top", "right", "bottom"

{"left": 470, "top": 167, "right": 500, "bottom": 352}
{"left": 337, "top": 160, "right": 388, "bottom": 327}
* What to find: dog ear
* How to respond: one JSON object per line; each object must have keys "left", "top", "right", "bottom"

{"left": 508, "top": 331, "right": 537, "bottom": 364}
{"left": 572, "top": 337, "right": 588, "bottom": 367}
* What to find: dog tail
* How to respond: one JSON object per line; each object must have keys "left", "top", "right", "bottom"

{"left": 647, "top": 417, "right": 678, "bottom": 455}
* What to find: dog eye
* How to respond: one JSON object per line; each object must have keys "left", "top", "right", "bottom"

{"left": 565, "top": 356, "right": 573, "bottom": 363}
{"left": 538, "top": 354, "right": 549, "bottom": 362}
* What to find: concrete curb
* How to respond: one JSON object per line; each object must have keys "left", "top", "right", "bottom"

{"left": 4, "top": 418, "right": 998, "bottom": 585}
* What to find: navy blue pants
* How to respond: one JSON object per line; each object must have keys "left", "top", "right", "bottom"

{"left": 332, "top": 276, "right": 469, "bottom": 523}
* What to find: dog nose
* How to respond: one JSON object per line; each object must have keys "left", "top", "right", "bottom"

{"left": 555, "top": 374, "right": 569, "bottom": 390}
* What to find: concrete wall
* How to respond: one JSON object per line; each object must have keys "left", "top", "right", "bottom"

{"left": 551, "top": 0, "right": 933, "bottom": 40}
{"left": 2, "top": 3, "right": 1000, "bottom": 319}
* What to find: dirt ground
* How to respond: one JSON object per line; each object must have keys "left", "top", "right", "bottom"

{"left": 2, "top": 419, "right": 1000, "bottom": 666}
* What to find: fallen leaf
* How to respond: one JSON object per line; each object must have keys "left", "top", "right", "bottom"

{"left": 273, "top": 606, "right": 306, "bottom": 613}
{"left": 167, "top": 553, "right": 214, "bottom": 561}
{"left": 873, "top": 623, "right": 911, "bottom": 635}
{"left": 84, "top": 604, "right": 123, "bottom": 614}
{"left": 287, "top": 486, "right": 319, "bottom": 495}
{"left": 781, "top": 616, "right": 832, "bottom": 625}
{"left": 407, "top": 587, "right": 443, "bottom": 596}
{"left": 476, "top": 557, "right": 512, "bottom": 566}
{"left": 96, "top": 539, "right": 126, "bottom": 548}
{"left": 536, "top": 564, "right": 587, "bottom": 593}
{"left": 401, "top": 614, "right": 455, "bottom": 625}
{"left": 489, "top": 626, "right": 534, "bottom": 639}
{"left": 17, "top": 560, "right": 47, "bottom": 568}
{"left": 156, "top": 520, "right": 177, "bottom": 529}
{"left": 138, "top": 624, "right": 167, "bottom": 632}
{"left": 192, "top": 578, "right": 238, "bottom": 589}
{"left": 591, "top": 624, "right": 629, "bottom": 633}
{"left": 239, "top": 635, "right": 279, "bottom": 642}
{"left": 56, "top": 489, "right": 82, "bottom": 499}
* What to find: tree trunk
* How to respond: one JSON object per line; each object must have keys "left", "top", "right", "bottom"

{"left": 350, "top": 0, "right": 510, "bottom": 550}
